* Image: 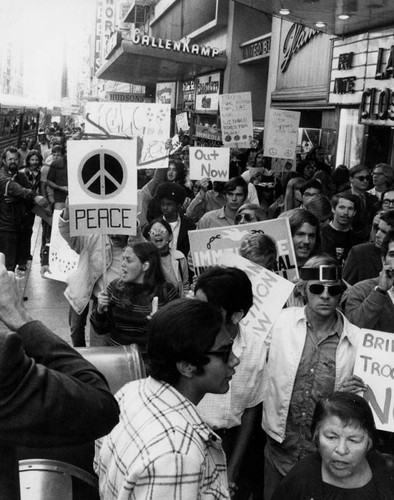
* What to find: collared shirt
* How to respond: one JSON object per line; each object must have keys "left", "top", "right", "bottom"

{"left": 197, "top": 206, "right": 234, "bottom": 229}
{"left": 94, "top": 377, "right": 230, "bottom": 500}
{"left": 267, "top": 312, "right": 344, "bottom": 476}
{"left": 198, "top": 324, "right": 265, "bottom": 429}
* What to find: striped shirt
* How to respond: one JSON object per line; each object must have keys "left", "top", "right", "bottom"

{"left": 94, "top": 377, "right": 230, "bottom": 499}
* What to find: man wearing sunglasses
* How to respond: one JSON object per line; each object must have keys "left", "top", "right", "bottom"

{"left": 262, "top": 261, "right": 364, "bottom": 500}
{"left": 194, "top": 267, "right": 263, "bottom": 498}
{"left": 95, "top": 298, "right": 239, "bottom": 499}
{"left": 344, "top": 229, "right": 394, "bottom": 334}
{"left": 342, "top": 164, "right": 379, "bottom": 241}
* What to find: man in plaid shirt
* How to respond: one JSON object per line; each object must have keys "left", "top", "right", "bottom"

{"left": 95, "top": 298, "right": 239, "bottom": 499}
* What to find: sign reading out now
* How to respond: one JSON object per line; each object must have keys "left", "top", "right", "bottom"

{"left": 189, "top": 146, "right": 229, "bottom": 181}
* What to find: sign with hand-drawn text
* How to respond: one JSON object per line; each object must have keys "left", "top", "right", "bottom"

{"left": 44, "top": 210, "right": 79, "bottom": 283}
{"left": 264, "top": 108, "right": 300, "bottom": 160}
{"left": 189, "top": 218, "right": 298, "bottom": 280}
{"left": 189, "top": 147, "right": 229, "bottom": 182}
{"left": 84, "top": 102, "right": 171, "bottom": 168}
{"left": 219, "top": 92, "right": 253, "bottom": 148}
{"left": 176, "top": 112, "right": 189, "bottom": 132}
{"left": 67, "top": 140, "right": 137, "bottom": 236}
{"left": 354, "top": 329, "right": 394, "bottom": 432}
{"left": 219, "top": 252, "right": 294, "bottom": 339}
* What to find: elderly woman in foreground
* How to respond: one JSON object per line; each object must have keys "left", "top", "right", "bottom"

{"left": 272, "top": 392, "right": 394, "bottom": 499}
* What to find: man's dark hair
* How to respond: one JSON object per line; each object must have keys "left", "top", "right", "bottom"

{"left": 380, "top": 209, "right": 394, "bottom": 229}
{"left": 299, "top": 179, "right": 322, "bottom": 196}
{"left": 331, "top": 191, "right": 359, "bottom": 211}
{"left": 349, "top": 164, "right": 369, "bottom": 178}
{"left": 2, "top": 146, "right": 20, "bottom": 161}
{"left": 147, "top": 299, "right": 223, "bottom": 385}
{"left": 26, "top": 149, "right": 43, "bottom": 167}
{"left": 381, "top": 228, "right": 394, "bottom": 258}
{"left": 289, "top": 208, "right": 321, "bottom": 253}
{"left": 195, "top": 266, "right": 253, "bottom": 322}
{"left": 223, "top": 176, "right": 248, "bottom": 197}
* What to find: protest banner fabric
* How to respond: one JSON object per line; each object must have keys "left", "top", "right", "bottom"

{"left": 189, "top": 218, "right": 298, "bottom": 281}
{"left": 264, "top": 108, "right": 300, "bottom": 160}
{"left": 219, "top": 92, "right": 253, "bottom": 148}
{"left": 354, "top": 329, "right": 394, "bottom": 432}
{"left": 189, "top": 147, "right": 229, "bottom": 181}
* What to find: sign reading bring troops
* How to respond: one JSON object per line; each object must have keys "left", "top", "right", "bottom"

{"left": 67, "top": 140, "right": 138, "bottom": 236}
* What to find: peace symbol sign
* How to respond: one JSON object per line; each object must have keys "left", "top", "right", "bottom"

{"left": 78, "top": 149, "right": 127, "bottom": 200}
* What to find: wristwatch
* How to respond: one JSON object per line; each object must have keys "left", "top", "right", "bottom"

{"left": 374, "top": 285, "right": 387, "bottom": 295}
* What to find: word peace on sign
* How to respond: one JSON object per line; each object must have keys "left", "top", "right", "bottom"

{"left": 78, "top": 149, "right": 128, "bottom": 200}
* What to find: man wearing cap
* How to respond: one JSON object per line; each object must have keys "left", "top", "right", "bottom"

{"left": 154, "top": 181, "right": 195, "bottom": 258}
{"left": 197, "top": 177, "right": 248, "bottom": 229}
{"left": 262, "top": 258, "right": 364, "bottom": 500}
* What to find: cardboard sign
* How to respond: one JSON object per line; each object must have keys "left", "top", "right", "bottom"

{"left": 219, "top": 92, "right": 253, "bottom": 148}
{"left": 44, "top": 210, "right": 79, "bottom": 283}
{"left": 264, "top": 108, "right": 300, "bottom": 160}
{"left": 67, "top": 140, "right": 137, "bottom": 236}
{"left": 84, "top": 102, "right": 171, "bottom": 168}
{"left": 219, "top": 252, "right": 294, "bottom": 338}
{"left": 354, "top": 329, "right": 394, "bottom": 432}
{"left": 189, "top": 218, "right": 298, "bottom": 281}
{"left": 176, "top": 112, "right": 189, "bottom": 132}
{"left": 189, "top": 147, "right": 230, "bottom": 181}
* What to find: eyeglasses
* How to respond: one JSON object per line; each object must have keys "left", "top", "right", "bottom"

{"left": 148, "top": 228, "right": 168, "bottom": 237}
{"left": 382, "top": 199, "right": 394, "bottom": 207}
{"left": 235, "top": 213, "right": 255, "bottom": 223}
{"left": 308, "top": 283, "right": 345, "bottom": 296}
{"left": 354, "top": 175, "right": 370, "bottom": 182}
{"left": 207, "top": 343, "right": 233, "bottom": 364}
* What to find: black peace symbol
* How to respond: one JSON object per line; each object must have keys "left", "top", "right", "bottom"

{"left": 78, "top": 149, "right": 127, "bottom": 199}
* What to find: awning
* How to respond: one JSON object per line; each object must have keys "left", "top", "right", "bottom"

{"left": 96, "top": 38, "right": 227, "bottom": 85}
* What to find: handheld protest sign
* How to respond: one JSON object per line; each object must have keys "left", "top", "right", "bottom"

{"left": 264, "top": 108, "right": 300, "bottom": 160}
{"left": 219, "top": 92, "right": 253, "bottom": 148}
{"left": 189, "top": 218, "right": 298, "bottom": 281}
{"left": 189, "top": 147, "right": 229, "bottom": 181}
{"left": 67, "top": 140, "right": 137, "bottom": 237}
{"left": 354, "top": 329, "right": 394, "bottom": 432}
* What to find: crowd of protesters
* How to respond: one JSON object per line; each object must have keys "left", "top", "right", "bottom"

{"left": 1, "top": 127, "right": 394, "bottom": 499}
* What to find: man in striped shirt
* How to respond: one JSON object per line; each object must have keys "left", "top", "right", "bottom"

{"left": 94, "top": 298, "right": 239, "bottom": 499}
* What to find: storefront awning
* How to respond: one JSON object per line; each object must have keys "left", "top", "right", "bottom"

{"left": 96, "top": 38, "right": 227, "bottom": 85}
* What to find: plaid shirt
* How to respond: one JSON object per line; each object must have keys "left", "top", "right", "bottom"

{"left": 94, "top": 377, "right": 230, "bottom": 499}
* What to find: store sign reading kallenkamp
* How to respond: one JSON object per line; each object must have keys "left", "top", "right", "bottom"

{"left": 129, "top": 29, "right": 219, "bottom": 58}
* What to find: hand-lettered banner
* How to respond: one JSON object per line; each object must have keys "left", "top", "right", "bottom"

{"left": 189, "top": 147, "right": 229, "bottom": 181}
{"left": 189, "top": 218, "right": 298, "bottom": 281}
{"left": 354, "top": 329, "right": 394, "bottom": 432}
{"left": 219, "top": 252, "right": 294, "bottom": 339}
{"left": 264, "top": 108, "right": 300, "bottom": 160}
{"left": 219, "top": 92, "right": 253, "bottom": 148}
{"left": 44, "top": 210, "right": 79, "bottom": 283}
{"left": 84, "top": 102, "right": 171, "bottom": 168}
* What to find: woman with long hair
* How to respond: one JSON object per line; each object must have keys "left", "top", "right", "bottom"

{"left": 90, "top": 241, "right": 178, "bottom": 357}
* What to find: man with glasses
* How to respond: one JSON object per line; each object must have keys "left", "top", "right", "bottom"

{"left": 344, "top": 229, "right": 394, "bottom": 333}
{"left": 195, "top": 267, "right": 264, "bottom": 498}
{"left": 342, "top": 164, "right": 379, "bottom": 241}
{"left": 343, "top": 209, "right": 394, "bottom": 285}
{"left": 262, "top": 259, "right": 364, "bottom": 500}
{"left": 95, "top": 298, "right": 239, "bottom": 499}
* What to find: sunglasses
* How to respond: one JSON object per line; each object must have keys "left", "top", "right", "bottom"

{"left": 354, "top": 175, "right": 370, "bottom": 182}
{"left": 235, "top": 213, "right": 255, "bottom": 223}
{"left": 207, "top": 343, "right": 233, "bottom": 363}
{"left": 308, "top": 283, "right": 345, "bottom": 296}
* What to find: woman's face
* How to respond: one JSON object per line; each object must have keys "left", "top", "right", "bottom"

{"left": 167, "top": 164, "right": 178, "bottom": 181}
{"left": 121, "top": 247, "right": 146, "bottom": 284}
{"left": 28, "top": 154, "right": 40, "bottom": 171}
{"left": 318, "top": 415, "right": 372, "bottom": 482}
{"left": 149, "top": 222, "right": 171, "bottom": 252}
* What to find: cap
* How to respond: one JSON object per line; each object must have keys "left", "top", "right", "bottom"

{"left": 156, "top": 182, "right": 186, "bottom": 204}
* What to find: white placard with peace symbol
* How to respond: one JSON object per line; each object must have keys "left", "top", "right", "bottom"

{"left": 67, "top": 140, "right": 138, "bottom": 236}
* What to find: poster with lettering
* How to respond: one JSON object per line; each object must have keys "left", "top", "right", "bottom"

{"left": 195, "top": 72, "right": 221, "bottom": 112}
{"left": 84, "top": 102, "right": 171, "bottom": 168}
{"left": 43, "top": 210, "right": 79, "bottom": 283}
{"left": 219, "top": 252, "right": 294, "bottom": 339}
{"left": 67, "top": 140, "right": 138, "bottom": 236}
{"left": 176, "top": 112, "right": 189, "bottom": 132}
{"left": 189, "top": 147, "right": 229, "bottom": 182}
{"left": 218, "top": 92, "right": 253, "bottom": 148}
{"left": 189, "top": 218, "right": 298, "bottom": 281}
{"left": 264, "top": 108, "right": 300, "bottom": 160}
{"left": 354, "top": 329, "right": 394, "bottom": 432}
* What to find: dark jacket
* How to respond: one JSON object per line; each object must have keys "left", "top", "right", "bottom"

{"left": 343, "top": 242, "right": 382, "bottom": 285}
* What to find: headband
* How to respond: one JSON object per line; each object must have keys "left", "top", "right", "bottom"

{"left": 299, "top": 265, "right": 342, "bottom": 282}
